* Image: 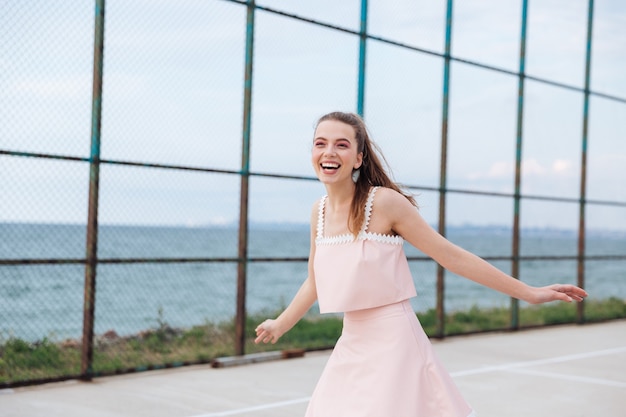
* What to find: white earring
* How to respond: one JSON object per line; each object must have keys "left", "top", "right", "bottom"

{"left": 352, "top": 169, "right": 360, "bottom": 183}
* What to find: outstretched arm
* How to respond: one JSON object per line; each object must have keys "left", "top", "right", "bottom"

{"left": 377, "top": 188, "right": 588, "bottom": 304}
{"left": 255, "top": 203, "right": 319, "bottom": 344}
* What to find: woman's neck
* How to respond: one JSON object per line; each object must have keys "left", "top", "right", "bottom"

{"left": 324, "top": 182, "right": 355, "bottom": 211}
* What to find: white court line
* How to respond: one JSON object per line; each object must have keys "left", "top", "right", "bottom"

{"left": 188, "top": 397, "right": 311, "bottom": 417}
{"left": 188, "top": 346, "right": 626, "bottom": 417}
{"left": 451, "top": 346, "right": 626, "bottom": 378}
{"left": 505, "top": 368, "right": 626, "bottom": 388}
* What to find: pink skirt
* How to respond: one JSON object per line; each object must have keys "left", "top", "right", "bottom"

{"left": 304, "top": 300, "right": 475, "bottom": 417}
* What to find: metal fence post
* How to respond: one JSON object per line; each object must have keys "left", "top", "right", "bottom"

{"left": 578, "top": 0, "right": 595, "bottom": 323}
{"left": 436, "top": 0, "right": 454, "bottom": 338}
{"left": 511, "top": 0, "right": 529, "bottom": 330}
{"left": 81, "top": 0, "right": 106, "bottom": 380}
{"left": 235, "top": 0, "right": 256, "bottom": 356}
{"left": 357, "top": 0, "right": 368, "bottom": 117}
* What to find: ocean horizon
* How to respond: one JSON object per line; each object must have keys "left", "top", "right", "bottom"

{"left": 1, "top": 222, "right": 624, "bottom": 342}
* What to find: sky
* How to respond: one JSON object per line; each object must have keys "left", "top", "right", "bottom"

{"left": 1, "top": 0, "right": 625, "bottom": 231}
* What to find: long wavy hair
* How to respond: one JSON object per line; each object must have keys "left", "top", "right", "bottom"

{"left": 315, "top": 111, "right": 417, "bottom": 236}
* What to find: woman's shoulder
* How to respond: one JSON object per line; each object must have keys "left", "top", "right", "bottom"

{"left": 371, "top": 186, "right": 417, "bottom": 219}
{"left": 372, "top": 186, "right": 410, "bottom": 204}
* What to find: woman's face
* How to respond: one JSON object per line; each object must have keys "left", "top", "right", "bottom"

{"left": 312, "top": 120, "right": 363, "bottom": 185}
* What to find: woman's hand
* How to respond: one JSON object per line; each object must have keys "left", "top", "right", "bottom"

{"left": 526, "top": 284, "right": 588, "bottom": 305}
{"left": 254, "top": 319, "right": 285, "bottom": 344}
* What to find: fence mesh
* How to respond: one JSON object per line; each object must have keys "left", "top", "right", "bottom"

{"left": 1, "top": 0, "right": 625, "bottom": 387}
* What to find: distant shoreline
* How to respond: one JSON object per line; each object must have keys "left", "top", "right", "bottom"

{"left": 2, "top": 221, "right": 625, "bottom": 238}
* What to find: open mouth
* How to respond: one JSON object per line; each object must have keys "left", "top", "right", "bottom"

{"left": 321, "top": 162, "right": 340, "bottom": 172}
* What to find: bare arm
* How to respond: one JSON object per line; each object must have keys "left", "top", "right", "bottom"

{"left": 254, "top": 202, "right": 319, "bottom": 344}
{"left": 376, "top": 188, "right": 588, "bottom": 304}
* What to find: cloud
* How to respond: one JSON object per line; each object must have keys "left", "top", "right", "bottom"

{"left": 488, "top": 161, "right": 514, "bottom": 179}
{"left": 521, "top": 159, "right": 547, "bottom": 176}
{"left": 467, "top": 161, "right": 510, "bottom": 180}
{"left": 552, "top": 159, "right": 573, "bottom": 175}
{"left": 467, "top": 158, "right": 578, "bottom": 181}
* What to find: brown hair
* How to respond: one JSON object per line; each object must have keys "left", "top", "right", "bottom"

{"left": 316, "top": 111, "right": 417, "bottom": 236}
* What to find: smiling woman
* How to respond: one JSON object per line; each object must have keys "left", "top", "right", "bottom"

{"left": 254, "top": 111, "right": 587, "bottom": 417}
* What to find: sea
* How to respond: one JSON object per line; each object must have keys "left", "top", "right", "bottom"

{"left": 1, "top": 222, "right": 625, "bottom": 342}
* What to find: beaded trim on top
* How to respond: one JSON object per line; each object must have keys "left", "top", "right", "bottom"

{"left": 315, "top": 187, "right": 404, "bottom": 246}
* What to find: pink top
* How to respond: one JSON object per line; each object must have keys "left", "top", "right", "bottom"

{"left": 314, "top": 187, "right": 417, "bottom": 313}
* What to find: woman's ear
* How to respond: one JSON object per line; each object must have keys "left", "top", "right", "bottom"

{"left": 354, "top": 152, "right": 363, "bottom": 169}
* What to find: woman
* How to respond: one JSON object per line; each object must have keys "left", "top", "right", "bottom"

{"left": 255, "top": 111, "right": 587, "bottom": 417}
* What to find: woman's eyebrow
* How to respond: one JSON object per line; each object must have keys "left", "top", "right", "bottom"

{"left": 319, "top": 137, "right": 349, "bottom": 141}
{"left": 313, "top": 137, "right": 352, "bottom": 143}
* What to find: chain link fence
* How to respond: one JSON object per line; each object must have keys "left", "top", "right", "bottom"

{"left": 1, "top": 0, "right": 625, "bottom": 388}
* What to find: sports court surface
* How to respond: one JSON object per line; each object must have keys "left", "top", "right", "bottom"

{"left": 2, "top": 320, "right": 625, "bottom": 417}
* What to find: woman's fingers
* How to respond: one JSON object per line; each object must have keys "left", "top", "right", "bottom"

{"left": 548, "top": 284, "right": 588, "bottom": 303}
{"left": 254, "top": 322, "right": 275, "bottom": 344}
{"left": 255, "top": 332, "right": 274, "bottom": 344}
{"left": 530, "top": 284, "right": 588, "bottom": 304}
{"left": 557, "top": 284, "right": 588, "bottom": 301}
{"left": 254, "top": 331, "right": 268, "bottom": 344}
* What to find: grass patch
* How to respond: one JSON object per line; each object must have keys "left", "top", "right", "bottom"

{"left": 1, "top": 297, "right": 624, "bottom": 386}
{"left": 0, "top": 338, "right": 81, "bottom": 382}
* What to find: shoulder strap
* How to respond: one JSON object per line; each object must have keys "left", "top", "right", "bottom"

{"left": 316, "top": 195, "right": 327, "bottom": 240}
{"left": 359, "top": 187, "right": 379, "bottom": 235}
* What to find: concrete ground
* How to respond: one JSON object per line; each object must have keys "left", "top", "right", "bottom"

{"left": 1, "top": 320, "right": 625, "bottom": 417}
